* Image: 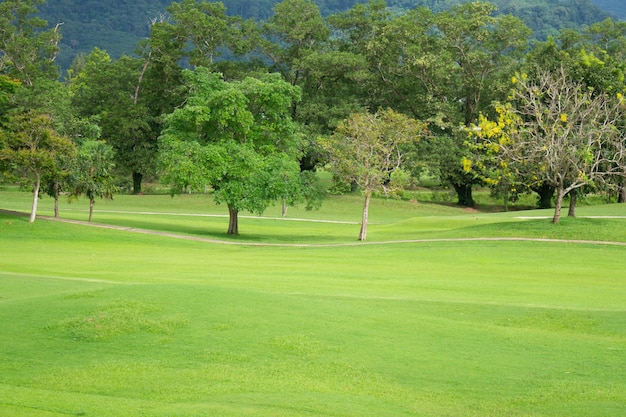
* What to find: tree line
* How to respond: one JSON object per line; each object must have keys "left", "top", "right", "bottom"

{"left": 1, "top": 0, "right": 626, "bottom": 238}
{"left": 37, "top": 0, "right": 611, "bottom": 70}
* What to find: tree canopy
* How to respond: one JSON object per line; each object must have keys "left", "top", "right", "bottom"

{"left": 468, "top": 68, "right": 626, "bottom": 223}
{"left": 158, "top": 68, "right": 307, "bottom": 235}
{"left": 35, "top": 0, "right": 617, "bottom": 70}
{"left": 2, "top": 0, "right": 626, "bottom": 232}
{"left": 323, "top": 108, "right": 426, "bottom": 240}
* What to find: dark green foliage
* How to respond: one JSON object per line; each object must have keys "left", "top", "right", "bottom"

{"left": 35, "top": 0, "right": 617, "bottom": 71}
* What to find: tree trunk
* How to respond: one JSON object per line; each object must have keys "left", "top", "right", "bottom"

{"left": 618, "top": 184, "right": 626, "bottom": 203}
{"left": 227, "top": 205, "right": 239, "bottom": 235}
{"left": 452, "top": 183, "right": 474, "bottom": 207}
{"left": 358, "top": 192, "right": 371, "bottom": 241}
{"left": 29, "top": 173, "right": 41, "bottom": 223}
{"left": 553, "top": 187, "right": 565, "bottom": 224}
{"left": 568, "top": 189, "right": 577, "bottom": 218}
{"left": 89, "top": 197, "right": 95, "bottom": 222}
{"left": 503, "top": 189, "right": 509, "bottom": 212}
{"left": 53, "top": 181, "right": 60, "bottom": 218}
{"left": 132, "top": 172, "right": 143, "bottom": 195}
{"left": 535, "top": 183, "right": 554, "bottom": 209}
{"left": 282, "top": 197, "right": 287, "bottom": 217}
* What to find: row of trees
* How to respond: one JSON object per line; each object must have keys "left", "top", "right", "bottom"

{"left": 2, "top": 0, "right": 626, "bottom": 237}
{"left": 37, "top": 0, "right": 612, "bottom": 70}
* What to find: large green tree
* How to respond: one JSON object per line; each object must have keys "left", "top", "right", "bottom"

{"left": 364, "top": 2, "right": 531, "bottom": 205}
{"left": 260, "top": 0, "right": 346, "bottom": 171}
{"left": 69, "top": 50, "right": 148, "bottom": 193}
{"left": 159, "top": 68, "right": 306, "bottom": 235}
{"left": 0, "top": 0, "right": 61, "bottom": 86}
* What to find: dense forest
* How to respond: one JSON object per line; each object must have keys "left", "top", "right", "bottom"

{"left": 37, "top": 0, "right": 621, "bottom": 69}
{"left": 2, "top": 0, "right": 626, "bottom": 231}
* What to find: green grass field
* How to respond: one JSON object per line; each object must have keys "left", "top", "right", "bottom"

{"left": 1, "top": 190, "right": 625, "bottom": 416}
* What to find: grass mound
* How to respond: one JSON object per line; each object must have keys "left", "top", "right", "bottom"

{"left": 1, "top": 190, "right": 625, "bottom": 416}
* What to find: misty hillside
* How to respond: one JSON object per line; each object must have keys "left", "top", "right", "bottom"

{"left": 36, "top": 0, "right": 620, "bottom": 70}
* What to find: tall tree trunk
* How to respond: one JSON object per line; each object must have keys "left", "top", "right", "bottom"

{"left": 132, "top": 172, "right": 143, "bottom": 194}
{"left": 553, "top": 187, "right": 565, "bottom": 224}
{"left": 452, "top": 183, "right": 474, "bottom": 207}
{"left": 358, "top": 192, "right": 371, "bottom": 241}
{"left": 535, "top": 183, "right": 554, "bottom": 209}
{"left": 282, "top": 197, "right": 287, "bottom": 217}
{"left": 619, "top": 184, "right": 626, "bottom": 203}
{"left": 503, "top": 189, "right": 509, "bottom": 212}
{"left": 568, "top": 189, "right": 577, "bottom": 218}
{"left": 89, "top": 197, "right": 95, "bottom": 222}
{"left": 29, "top": 173, "right": 41, "bottom": 223}
{"left": 227, "top": 205, "right": 239, "bottom": 235}
{"left": 53, "top": 181, "right": 60, "bottom": 218}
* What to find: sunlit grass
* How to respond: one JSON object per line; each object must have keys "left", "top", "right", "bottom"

{"left": 1, "top": 190, "right": 626, "bottom": 416}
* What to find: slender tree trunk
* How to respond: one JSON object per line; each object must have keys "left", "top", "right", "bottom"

{"left": 452, "top": 183, "right": 474, "bottom": 207}
{"left": 503, "top": 189, "right": 509, "bottom": 212}
{"left": 132, "top": 172, "right": 143, "bottom": 195}
{"left": 53, "top": 181, "right": 60, "bottom": 218}
{"left": 282, "top": 197, "right": 287, "bottom": 217}
{"left": 227, "top": 205, "right": 239, "bottom": 235}
{"left": 29, "top": 174, "right": 41, "bottom": 223}
{"left": 618, "top": 184, "right": 626, "bottom": 203}
{"left": 358, "top": 192, "right": 371, "bottom": 241}
{"left": 553, "top": 187, "right": 565, "bottom": 224}
{"left": 535, "top": 183, "right": 554, "bottom": 209}
{"left": 568, "top": 189, "right": 577, "bottom": 218}
{"left": 89, "top": 197, "right": 95, "bottom": 222}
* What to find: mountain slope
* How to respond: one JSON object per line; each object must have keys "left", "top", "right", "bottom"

{"left": 592, "top": 0, "right": 626, "bottom": 19}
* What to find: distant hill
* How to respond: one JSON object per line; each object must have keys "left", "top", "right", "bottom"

{"left": 36, "top": 0, "right": 618, "bottom": 71}
{"left": 591, "top": 0, "right": 626, "bottom": 19}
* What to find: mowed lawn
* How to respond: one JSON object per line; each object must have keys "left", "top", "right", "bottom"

{"left": 1, "top": 191, "right": 625, "bottom": 416}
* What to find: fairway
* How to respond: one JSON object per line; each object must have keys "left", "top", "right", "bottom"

{"left": 1, "top": 192, "right": 625, "bottom": 416}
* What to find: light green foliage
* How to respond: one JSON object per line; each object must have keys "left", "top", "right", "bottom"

{"left": 159, "top": 68, "right": 306, "bottom": 234}
{"left": 323, "top": 108, "right": 426, "bottom": 240}
{"left": 69, "top": 140, "right": 117, "bottom": 222}
{"left": 0, "top": 74, "right": 20, "bottom": 121}
{"left": 0, "top": 111, "right": 75, "bottom": 222}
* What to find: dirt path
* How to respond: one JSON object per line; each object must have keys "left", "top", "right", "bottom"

{"left": 3, "top": 208, "right": 626, "bottom": 247}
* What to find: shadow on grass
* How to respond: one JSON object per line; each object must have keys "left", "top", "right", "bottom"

{"left": 58, "top": 214, "right": 360, "bottom": 245}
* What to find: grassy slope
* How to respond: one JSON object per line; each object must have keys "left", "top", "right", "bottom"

{"left": 1, "top": 191, "right": 625, "bottom": 416}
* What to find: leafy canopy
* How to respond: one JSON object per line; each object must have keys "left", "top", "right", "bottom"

{"left": 158, "top": 67, "right": 305, "bottom": 234}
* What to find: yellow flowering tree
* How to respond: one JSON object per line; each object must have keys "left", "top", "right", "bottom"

{"left": 465, "top": 103, "right": 527, "bottom": 211}
{"left": 470, "top": 67, "right": 626, "bottom": 223}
